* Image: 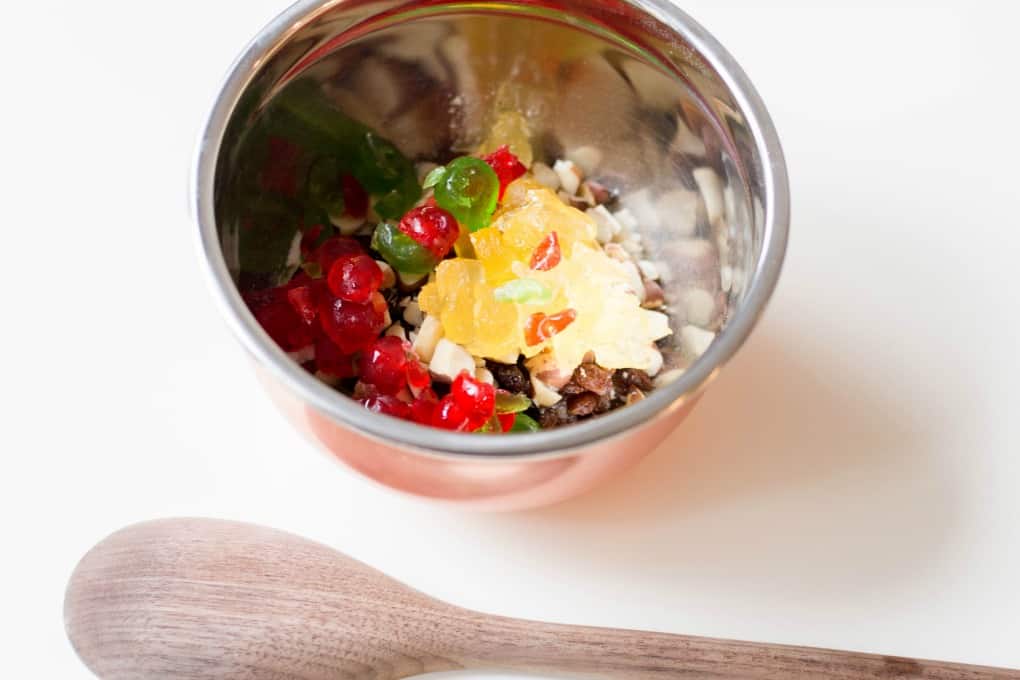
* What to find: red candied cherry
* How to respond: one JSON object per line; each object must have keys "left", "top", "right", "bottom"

{"left": 397, "top": 204, "right": 460, "bottom": 259}
{"left": 431, "top": 394, "right": 471, "bottom": 431}
{"left": 286, "top": 285, "right": 319, "bottom": 324}
{"left": 318, "top": 292, "right": 388, "bottom": 354}
{"left": 483, "top": 145, "right": 527, "bottom": 200}
{"left": 497, "top": 413, "right": 516, "bottom": 432}
{"left": 404, "top": 359, "right": 431, "bottom": 397}
{"left": 450, "top": 370, "right": 496, "bottom": 430}
{"left": 360, "top": 336, "right": 410, "bottom": 395}
{"left": 342, "top": 174, "right": 369, "bottom": 218}
{"left": 360, "top": 394, "right": 411, "bottom": 419}
{"left": 530, "top": 231, "right": 562, "bottom": 271}
{"left": 310, "top": 236, "right": 365, "bottom": 273}
{"left": 327, "top": 254, "right": 383, "bottom": 303}
{"left": 243, "top": 287, "right": 314, "bottom": 352}
{"left": 314, "top": 335, "right": 356, "bottom": 379}
{"left": 410, "top": 388, "right": 438, "bottom": 425}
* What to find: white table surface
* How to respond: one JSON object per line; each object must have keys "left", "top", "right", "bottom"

{"left": 5, "top": 0, "right": 1018, "bottom": 676}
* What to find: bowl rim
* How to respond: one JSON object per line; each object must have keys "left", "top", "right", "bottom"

{"left": 192, "top": 0, "right": 790, "bottom": 460}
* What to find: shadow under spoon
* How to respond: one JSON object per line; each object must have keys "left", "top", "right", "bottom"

{"left": 64, "top": 518, "right": 1018, "bottom": 679}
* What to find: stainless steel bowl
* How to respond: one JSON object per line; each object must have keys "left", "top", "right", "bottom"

{"left": 194, "top": 0, "right": 789, "bottom": 509}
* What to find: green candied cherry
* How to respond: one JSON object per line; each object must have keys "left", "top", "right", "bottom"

{"left": 495, "top": 391, "right": 532, "bottom": 414}
{"left": 371, "top": 221, "right": 438, "bottom": 275}
{"left": 493, "top": 278, "right": 553, "bottom": 304}
{"left": 424, "top": 157, "right": 499, "bottom": 232}
{"left": 509, "top": 413, "right": 540, "bottom": 432}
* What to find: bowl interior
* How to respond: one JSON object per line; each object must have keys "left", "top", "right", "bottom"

{"left": 204, "top": 0, "right": 783, "bottom": 455}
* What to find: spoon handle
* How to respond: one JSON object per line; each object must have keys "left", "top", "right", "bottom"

{"left": 459, "top": 616, "right": 1018, "bottom": 679}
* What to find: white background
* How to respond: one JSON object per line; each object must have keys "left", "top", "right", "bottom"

{"left": 3, "top": 0, "right": 1018, "bottom": 676}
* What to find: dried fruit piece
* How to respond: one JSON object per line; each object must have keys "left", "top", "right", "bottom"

{"left": 318, "top": 292, "right": 388, "bottom": 354}
{"left": 360, "top": 336, "right": 411, "bottom": 395}
{"left": 371, "top": 221, "right": 439, "bottom": 275}
{"left": 530, "top": 232, "right": 562, "bottom": 271}
{"left": 494, "top": 391, "right": 532, "bottom": 414}
{"left": 327, "top": 255, "right": 382, "bottom": 303}
{"left": 361, "top": 395, "right": 411, "bottom": 419}
{"left": 509, "top": 412, "right": 540, "bottom": 432}
{"left": 398, "top": 204, "right": 460, "bottom": 259}
{"left": 429, "top": 156, "right": 499, "bottom": 232}
{"left": 483, "top": 145, "right": 527, "bottom": 200}
{"left": 524, "top": 309, "right": 577, "bottom": 346}
{"left": 310, "top": 236, "right": 365, "bottom": 273}
{"left": 451, "top": 370, "right": 496, "bottom": 430}
{"left": 493, "top": 278, "right": 552, "bottom": 304}
{"left": 432, "top": 394, "right": 472, "bottom": 431}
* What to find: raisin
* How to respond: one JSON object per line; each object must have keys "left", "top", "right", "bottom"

{"left": 614, "top": 368, "right": 654, "bottom": 393}
{"left": 573, "top": 363, "right": 614, "bottom": 395}
{"left": 566, "top": 392, "right": 599, "bottom": 417}
{"left": 538, "top": 401, "right": 575, "bottom": 429}
{"left": 487, "top": 360, "right": 532, "bottom": 397}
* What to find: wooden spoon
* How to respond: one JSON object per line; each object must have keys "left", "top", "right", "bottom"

{"left": 65, "top": 519, "right": 1017, "bottom": 679}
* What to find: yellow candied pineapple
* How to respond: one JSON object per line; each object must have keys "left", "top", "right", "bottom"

{"left": 470, "top": 178, "right": 597, "bottom": 285}
{"left": 418, "top": 178, "right": 671, "bottom": 373}
{"left": 419, "top": 258, "right": 521, "bottom": 362}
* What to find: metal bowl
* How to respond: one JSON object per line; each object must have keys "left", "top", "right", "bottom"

{"left": 194, "top": 0, "right": 789, "bottom": 509}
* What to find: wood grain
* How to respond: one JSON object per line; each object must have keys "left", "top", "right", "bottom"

{"left": 64, "top": 519, "right": 1019, "bottom": 680}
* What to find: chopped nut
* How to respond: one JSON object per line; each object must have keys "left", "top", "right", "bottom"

{"left": 402, "top": 300, "right": 423, "bottom": 326}
{"left": 531, "top": 162, "right": 560, "bottom": 190}
{"left": 412, "top": 315, "right": 444, "bottom": 362}
{"left": 429, "top": 338, "right": 475, "bottom": 383}
{"left": 376, "top": 260, "right": 396, "bottom": 289}
{"left": 641, "top": 280, "right": 666, "bottom": 309}
{"left": 553, "top": 159, "right": 582, "bottom": 195}
{"left": 585, "top": 180, "right": 614, "bottom": 205}
{"left": 531, "top": 375, "right": 563, "bottom": 407}
{"left": 525, "top": 351, "right": 573, "bottom": 389}
{"left": 637, "top": 260, "right": 660, "bottom": 281}
{"left": 612, "top": 207, "right": 639, "bottom": 233}
{"left": 587, "top": 205, "right": 622, "bottom": 244}
{"left": 576, "top": 182, "right": 597, "bottom": 207}
{"left": 567, "top": 392, "right": 599, "bottom": 416}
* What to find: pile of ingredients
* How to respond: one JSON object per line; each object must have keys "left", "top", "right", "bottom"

{"left": 239, "top": 88, "right": 679, "bottom": 434}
